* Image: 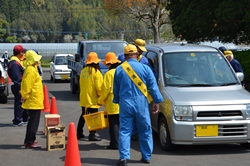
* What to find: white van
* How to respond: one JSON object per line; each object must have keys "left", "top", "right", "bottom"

{"left": 144, "top": 44, "right": 250, "bottom": 151}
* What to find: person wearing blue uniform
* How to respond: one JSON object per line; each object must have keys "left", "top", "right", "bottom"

{"left": 224, "top": 50, "right": 245, "bottom": 87}
{"left": 114, "top": 44, "right": 164, "bottom": 166}
{"left": 118, "top": 38, "right": 156, "bottom": 141}
{"left": 118, "top": 39, "right": 154, "bottom": 72}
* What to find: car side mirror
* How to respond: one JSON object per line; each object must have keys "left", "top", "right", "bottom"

{"left": 75, "top": 53, "right": 81, "bottom": 62}
{"left": 236, "top": 72, "right": 244, "bottom": 82}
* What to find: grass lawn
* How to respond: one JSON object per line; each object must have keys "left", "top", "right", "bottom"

{"left": 41, "top": 60, "right": 50, "bottom": 68}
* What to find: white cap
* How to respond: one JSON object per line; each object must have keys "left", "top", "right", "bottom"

{"left": 5, "top": 51, "right": 8, "bottom": 53}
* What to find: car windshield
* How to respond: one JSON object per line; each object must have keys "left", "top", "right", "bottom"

{"left": 84, "top": 42, "right": 126, "bottom": 60}
{"left": 163, "top": 52, "right": 239, "bottom": 87}
{"left": 55, "top": 56, "right": 72, "bottom": 65}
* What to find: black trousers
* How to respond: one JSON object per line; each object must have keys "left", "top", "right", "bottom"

{"left": 24, "top": 110, "right": 41, "bottom": 145}
{"left": 11, "top": 85, "right": 29, "bottom": 124}
{"left": 108, "top": 114, "right": 119, "bottom": 148}
{"left": 77, "top": 107, "right": 98, "bottom": 137}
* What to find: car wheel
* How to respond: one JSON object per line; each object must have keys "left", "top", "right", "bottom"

{"left": 240, "top": 143, "right": 250, "bottom": 148}
{"left": 50, "top": 75, "right": 53, "bottom": 81}
{"left": 158, "top": 117, "right": 175, "bottom": 151}
{"left": 70, "top": 76, "right": 78, "bottom": 94}
{"left": 52, "top": 74, "right": 57, "bottom": 83}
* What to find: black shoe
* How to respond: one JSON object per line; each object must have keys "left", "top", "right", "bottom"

{"left": 131, "top": 134, "right": 138, "bottom": 141}
{"left": 88, "top": 135, "right": 102, "bottom": 141}
{"left": 140, "top": 158, "right": 150, "bottom": 164}
{"left": 77, "top": 135, "right": 85, "bottom": 140}
{"left": 105, "top": 146, "right": 118, "bottom": 150}
{"left": 117, "top": 159, "right": 128, "bottom": 166}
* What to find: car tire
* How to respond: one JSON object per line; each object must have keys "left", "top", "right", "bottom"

{"left": 50, "top": 75, "right": 53, "bottom": 81}
{"left": 52, "top": 74, "right": 57, "bottom": 83}
{"left": 70, "top": 76, "right": 78, "bottom": 94}
{"left": 158, "top": 117, "right": 175, "bottom": 151}
{"left": 240, "top": 143, "right": 250, "bottom": 148}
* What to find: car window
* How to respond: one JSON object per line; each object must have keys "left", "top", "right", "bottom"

{"left": 163, "top": 52, "right": 238, "bottom": 86}
{"left": 55, "top": 56, "right": 69, "bottom": 65}
{"left": 51, "top": 56, "right": 55, "bottom": 63}
{"left": 84, "top": 42, "right": 127, "bottom": 60}
{"left": 144, "top": 51, "right": 159, "bottom": 79}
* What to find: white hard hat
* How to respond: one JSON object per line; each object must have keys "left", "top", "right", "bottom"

{"left": 5, "top": 51, "right": 8, "bottom": 53}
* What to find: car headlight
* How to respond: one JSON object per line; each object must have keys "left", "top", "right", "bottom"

{"left": 246, "top": 104, "right": 250, "bottom": 119}
{"left": 55, "top": 69, "right": 62, "bottom": 72}
{"left": 174, "top": 106, "right": 193, "bottom": 121}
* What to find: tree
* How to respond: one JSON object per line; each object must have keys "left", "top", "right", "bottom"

{"left": 0, "top": 15, "right": 9, "bottom": 41}
{"left": 168, "top": 0, "right": 250, "bottom": 44}
{"left": 104, "top": 0, "right": 170, "bottom": 43}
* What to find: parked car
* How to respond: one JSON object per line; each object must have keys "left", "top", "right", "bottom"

{"left": 144, "top": 43, "right": 250, "bottom": 151}
{"left": 0, "top": 61, "right": 8, "bottom": 103}
{"left": 50, "top": 54, "right": 74, "bottom": 83}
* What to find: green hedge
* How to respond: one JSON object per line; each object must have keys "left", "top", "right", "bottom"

{"left": 233, "top": 50, "right": 250, "bottom": 82}
{"left": 41, "top": 60, "right": 50, "bottom": 68}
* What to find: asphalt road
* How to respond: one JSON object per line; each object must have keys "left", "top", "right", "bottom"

{"left": 1, "top": 69, "right": 250, "bottom": 166}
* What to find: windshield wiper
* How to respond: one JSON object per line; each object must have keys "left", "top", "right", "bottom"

{"left": 219, "top": 82, "right": 238, "bottom": 86}
{"left": 186, "top": 84, "right": 214, "bottom": 87}
{"left": 171, "top": 84, "right": 214, "bottom": 87}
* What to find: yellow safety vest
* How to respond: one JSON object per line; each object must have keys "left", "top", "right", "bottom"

{"left": 121, "top": 61, "right": 153, "bottom": 103}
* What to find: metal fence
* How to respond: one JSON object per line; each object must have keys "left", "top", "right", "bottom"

{"left": 0, "top": 43, "right": 78, "bottom": 60}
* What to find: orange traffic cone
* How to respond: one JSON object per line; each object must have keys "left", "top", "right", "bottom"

{"left": 64, "top": 122, "right": 82, "bottom": 166}
{"left": 42, "top": 85, "right": 50, "bottom": 113}
{"left": 50, "top": 96, "right": 58, "bottom": 114}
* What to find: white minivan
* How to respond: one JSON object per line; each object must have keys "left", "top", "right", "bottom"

{"left": 144, "top": 43, "right": 250, "bottom": 151}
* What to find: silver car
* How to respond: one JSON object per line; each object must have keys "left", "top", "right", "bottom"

{"left": 144, "top": 44, "right": 250, "bottom": 151}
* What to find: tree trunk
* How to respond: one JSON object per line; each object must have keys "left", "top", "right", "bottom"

{"left": 153, "top": 5, "right": 161, "bottom": 43}
{"left": 153, "top": 26, "right": 161, "bottom": 43}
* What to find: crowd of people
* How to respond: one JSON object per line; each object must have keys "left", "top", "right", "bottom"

{"left": 4, "top": 40, "right": 245, "bottom": 166}
{"left": 6, "top": 45, "right": 44, "bottom": 148}
{"left": 75, "top": 38, "right": 164, "bottom": 166}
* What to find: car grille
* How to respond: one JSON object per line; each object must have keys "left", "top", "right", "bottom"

{"left": 62, "top": 70, "right": 70, "bottom": 72}
{"left": 219, "top": 125, "right": 247, "bottom": 136}
{"left": 197, "top": 111, "right": 242, "bottom": 117}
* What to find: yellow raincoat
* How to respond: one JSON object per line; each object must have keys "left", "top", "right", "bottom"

{"left": 98, "top": 69, "right": 119, "bottom": 114}
{"left": 20, "top": 50, "right": 44, "bottom": 110}
{"left": 79, "top": 66, "right": 103, "bottom": 108}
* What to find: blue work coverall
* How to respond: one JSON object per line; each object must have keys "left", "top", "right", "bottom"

{"left": 118, "top": 53, "right": 157, "bottom": 135}
{"left": 113, "top": 58, "right": 164, "bottom": 161}
{"left": 230, "top": 58, "right": 244, "bottom": 85}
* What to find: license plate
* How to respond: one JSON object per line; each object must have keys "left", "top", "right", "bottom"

{"left": 61, "top": 75, "right": 68, "bottom": 79}
{"left": 196, "top": 125, "right": 218, "bottom": 137}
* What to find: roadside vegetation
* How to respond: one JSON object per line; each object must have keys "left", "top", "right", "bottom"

{"left": 41, "top": 59, "right": 50, "bottom": 68}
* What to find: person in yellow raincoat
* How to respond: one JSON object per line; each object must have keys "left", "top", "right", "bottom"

{"left": 98, "top": 52, "right": 121, "bottom": 149}
{"left": 20, "top": 50, "right": 44, "bottom": 148}
{"left": 77, "top": 52, "right": 103, "bottom": 141}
